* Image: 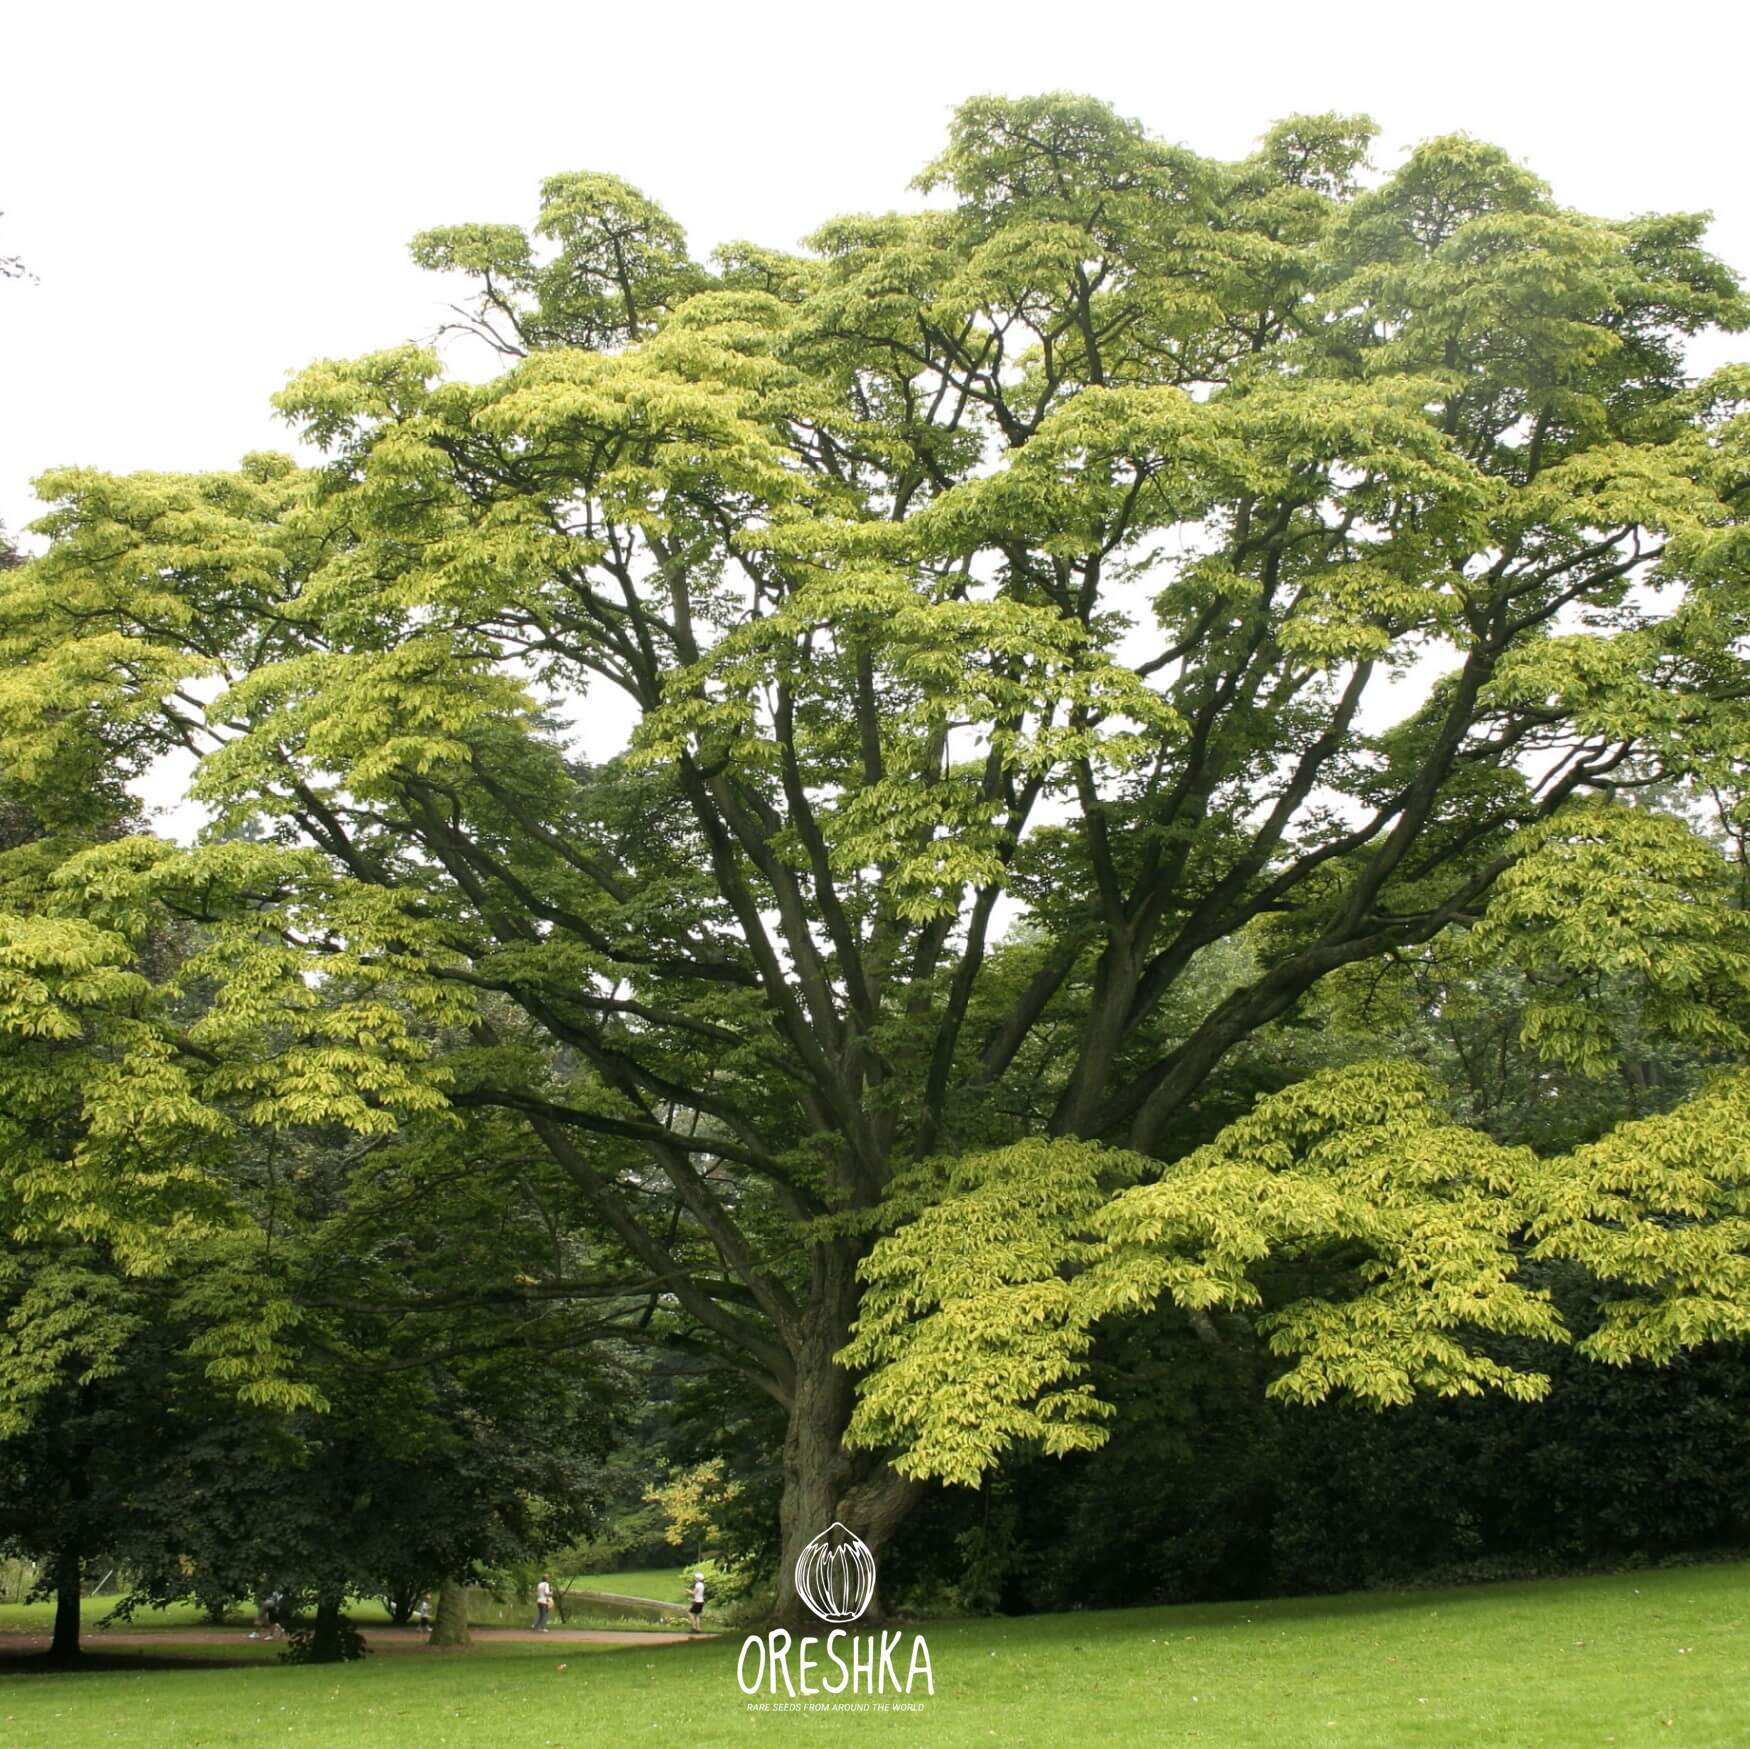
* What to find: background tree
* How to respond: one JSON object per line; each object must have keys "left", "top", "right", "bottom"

{"left": 0, "top": 1255, "right": 182, "bottom": 1659}
{"left": 0, "top": 748, "right": 276, "bottom": 1661}
{"left": 0, "top": 778, "right": 615, "bottom": 1658}
{"left": 4, "top": 95, "right": 1749, "bottom": 1624}
{"left": 113, "top": 1341, "right": 609, "bottom": 1659}
{"left": 645, "top": 1457, "right": 743, "bottom": 1568}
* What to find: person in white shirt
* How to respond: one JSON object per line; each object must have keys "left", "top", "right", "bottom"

{"left": 531, "top": 1575, "right": 553, "bottom": 1632}
{"left": 688, "top": 1572, "right": 705, "bottom": 1633}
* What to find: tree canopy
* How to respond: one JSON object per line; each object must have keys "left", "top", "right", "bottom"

{"left": 4, "top": 93, "right": 1749, "bottom": 1623}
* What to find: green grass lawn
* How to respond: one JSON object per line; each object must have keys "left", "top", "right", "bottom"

{"left": 0, "top": 1562, "right": 728, "bottom": 1638}
{"left": 2, "top": 1559, "right": 1745, "bottom": 1746}
{"left": 560, "top": 1561, "right": 726, "bottom": 1626}
{"left": 565, "top": 1562, "right": 719, "bottom": 1603}
{"left": 0, "top": 1598, "right": 228, "bottom": 1635}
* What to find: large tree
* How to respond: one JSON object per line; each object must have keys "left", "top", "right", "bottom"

{"left": 5, "top": 96, "right": 1750, "bottom": 1622}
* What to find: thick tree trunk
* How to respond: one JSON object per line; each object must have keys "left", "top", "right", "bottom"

{"left": 307, "top": 1589, "right": 345, "bottom": 1662}
{"left": 771, "top": 1255, "right": 925, "bottom": 1632}
{"left": 48, "top": 1541, "right": 81, "bottom": 1661}
{"left": 429, "top": 1577, "right": 471, "bottom": 1646}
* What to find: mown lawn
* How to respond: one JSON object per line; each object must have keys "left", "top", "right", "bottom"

{"left": 2, "top": 1559, "right": 1745, "bottom": 1746}
{"left": 0, "top": 1598, "right": 206, "bottom": 1635}
{"left": 565, "top": 1562, "right": 720, "bottom": 1603}
{"left": 0, "top": 1574, "right": 707, "bottom": 1638}
{"left": 561, "top": 1561, "right": 726, "bottom": 1626}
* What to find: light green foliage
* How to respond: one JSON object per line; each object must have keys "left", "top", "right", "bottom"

{"left": 4, "top": 94, "right": 1750, "bottom": 1530}
{"left": 846, "top": 1061, "right": 1750, "bottom": 1486}
{"left": 1529, "top": 1070, "right": 1750, "bottom": 1362}
{"left": 0, "top": 894, "right": 227, "bottom": 1275}
{"left": 0, "top": 822, "right": 452, "bottom": 1429}
{"left": 413, "top": 171, "right": 707, "bottom": 352}
{"left": 845, "top": 1064, "right": 1557, "bottom": 1484}
{"left": 644, "top": 1458, "right": 743, "bottom": 1552}
{"left": 1470, "top": 803, "right": 1750, "bottom": 1071}
{"left": 841, "top": 1138, "right": 1125, "bottom": 1481}
{"left": 0, "top": 1253, "right": 145, "bottom": 1438}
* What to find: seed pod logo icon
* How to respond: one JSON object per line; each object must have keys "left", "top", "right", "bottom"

{"left": 794, "top": 1521, "right": 877, "bottom": 1623}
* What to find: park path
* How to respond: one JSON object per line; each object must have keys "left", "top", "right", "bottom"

{"left": 0, "top": 1624, "right": 714, "bottom": 1652}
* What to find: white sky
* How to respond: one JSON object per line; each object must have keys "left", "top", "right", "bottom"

{"left": 4, "top": 0, "right": 1747, "bottom": 551}
{"left": 2, "top": 0, "right": 1746, "bottom": 845}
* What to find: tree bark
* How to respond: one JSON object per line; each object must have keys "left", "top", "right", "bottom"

{"left": 429, "top": 1577, "right": 471, "bottom": 1646}
{"left": 307, "top": 1588, "right": 345, "bottom": 1662}
{"left": 771, "top": 1255, "right": 925, "bottom": 1632}
{"left": 47, "top": 1540, "right": 81, "bottom": 1661}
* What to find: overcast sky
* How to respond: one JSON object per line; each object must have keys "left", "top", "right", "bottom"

{"left": 5, "top": 0, "right": 1748, "bottom": 550}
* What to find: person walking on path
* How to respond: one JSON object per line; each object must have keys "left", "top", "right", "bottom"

{"left": 250, "top": 1589, "right": 287, "bottom": 1641}
{"left": 531, "top": 1575, "right": 553, "bottom": 1632}
{"left": 688, "top": 1572, "right": 705, "bottom": 1634}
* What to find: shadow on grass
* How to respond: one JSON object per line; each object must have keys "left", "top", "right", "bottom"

{"left": 0, "top": 1646, "right": 262, "bottom": 1675}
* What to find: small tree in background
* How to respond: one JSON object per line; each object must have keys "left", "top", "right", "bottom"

{"left": 646, "top": 1457, "right": 743, "bottom": 1570}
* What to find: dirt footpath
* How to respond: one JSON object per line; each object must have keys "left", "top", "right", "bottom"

{"left": 1, "top": 1624, "right": 712, "bottom": 1654}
